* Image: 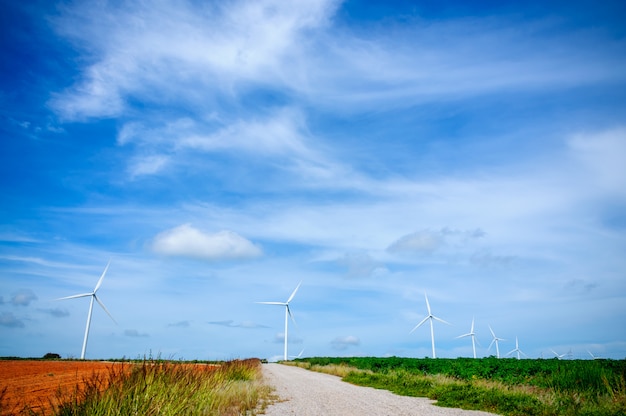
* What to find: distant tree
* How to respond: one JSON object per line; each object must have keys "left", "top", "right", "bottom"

{"left": 43, "top": 352, "right": 61, "bottom": 359}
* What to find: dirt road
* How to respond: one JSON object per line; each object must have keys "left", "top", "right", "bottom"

{"left": 262, "top": 364, "right": 499, "bottom": 416}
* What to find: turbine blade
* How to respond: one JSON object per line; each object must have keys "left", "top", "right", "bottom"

{"left": 488, "top": 339, "right": 495, "bottom": 351}
{"left": 287, "top": 281, "right": 302, "bottom": 303}
{"left": 94, "top": 295, "right": 117, "bottom": 324}
{"left": 256, "top": 301, "right": 286, "bottom": 305}
{"left": 93, "top": 261, "right": 111, "bottom": 292}
{"left": 433, "top": 316, "right": 451, "bottom": 325}
{"left": 475, "top": 336, "right": 483, "bottom": 348}
{"left": 424, "top": 293, "right": 432, "bottom": 314}
{"left": 287, "top": 305, "right": 297, "bottom": 327}
{"left": 56, "top": 293, "right": 93, "bottom": 300}
{"left": 489, "top": 325, "right": 496, "bottom": 338}
{"left": 456, "top": 333, "right": 471, "bottom": 339}
{"left": 470, "top": 317, "right": 475, "bottom": 332}
{"left": 409, "top": 316, "right": 429, "bottom": 333}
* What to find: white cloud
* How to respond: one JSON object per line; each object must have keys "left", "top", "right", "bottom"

{"left": 128, "top": 155, "right": 169, "bottom": 178}
{"left": 50, "top": 0, "right": 339, "bottom": 120}
{"left": 152, "top": 224, "right": 262, "bottom": 261}
{"left": 331, "top": 335, "right": 360, "bottom": 350}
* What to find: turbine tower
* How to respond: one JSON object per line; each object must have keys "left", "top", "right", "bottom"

{"left": 457, "top": 317, "right": 478, "bottom": 358}
{"left": 488, "top": 325, "right": 505, "bottom": 358}
{"left": 506, "top": 336, "right": 526, "bottom": 359}
{"left": 410, "top": 293, "right": 450, "bottom": 358}
{"left": 57, "top": 261, "right": 116, "bottom": 359}
{"left": 257, "top": 281, "right": 302, "bottom": 361}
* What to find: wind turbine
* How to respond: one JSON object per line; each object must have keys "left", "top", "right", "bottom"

{"left": 457, "top": 317, "right": 478, "bottom": 358}
{"left": 551, "top": 349, "right": 567, "bottom": 360}
{"left": 409, "top": 293, "right": 451, "bottom": 358}
{"left": 506, "top": 336, "right": 526, "bottom": 359}
{"left": 257, "top": 281, "right": 302, "bottom": 361}
{"left": 488, "top": 325, "right": 505, "bottom": 358}
{"left": 56, "top": 261, "right": 116, "bottom": 359}
{"left": 588, "top": 350, "right": 602, "bottom": 360}
{"left": 289, "top": 349, "right": 305, "bottom": 360}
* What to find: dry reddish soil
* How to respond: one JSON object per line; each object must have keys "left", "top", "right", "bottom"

{"left": 0, "top": 360, "right": 123, "bottom": 416}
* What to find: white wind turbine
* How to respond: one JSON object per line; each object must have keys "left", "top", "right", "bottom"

{"left": 457, "top": 317, "right": 478, "bottom": 358}
{"left": 588, "top": 350, "right": 602, "bottom": 360}
{"left": 257, "top": 281, "right": 302, "bottom": 361}
{"left": 290, "top": 349, "right": 305, "bottom": 359}
{"left": 488, "top": 325, "right": 505, "bottom": 358}
{"left": 410, "top": 293, "right": 451, "bottom": 358}
{"left": 551, "top": 349, "right": 567, "bottom": 360}
{"left": 506, "top": 336, "right": 526, "bottom": 359}
{"left": 56, "top": 262, "right": 116, "bottom": 359}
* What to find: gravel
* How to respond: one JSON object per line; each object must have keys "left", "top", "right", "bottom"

{"left": 261, "top": 363, "right": 500, "bottom": 416}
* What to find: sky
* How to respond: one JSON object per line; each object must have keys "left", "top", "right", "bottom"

{"left": 1, "top": 0, "right": 625, "bottom": 362}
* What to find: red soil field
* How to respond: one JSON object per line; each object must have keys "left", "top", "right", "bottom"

{"left": 0, "top": 360, "right": 122, "bottom": 416}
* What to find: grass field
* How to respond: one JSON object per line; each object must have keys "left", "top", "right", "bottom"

{"left": 1, "top": 358, "right": 273, "bottom": 416}
{"left": 288, "top": 356, "right": 626, "bottom": 416}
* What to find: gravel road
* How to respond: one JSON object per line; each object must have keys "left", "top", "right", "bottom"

{"left": 261, "top": 364, "right": 500, "bottom": 416}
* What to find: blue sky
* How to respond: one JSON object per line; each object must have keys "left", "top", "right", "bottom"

{"left": 1, "top": 0, "right": 625, "bottom": 361}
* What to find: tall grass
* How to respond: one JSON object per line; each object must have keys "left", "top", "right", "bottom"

{"left": 52, "top": 358, "right": 271, "bottom": 416}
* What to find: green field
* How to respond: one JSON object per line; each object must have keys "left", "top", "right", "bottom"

{"left": 289, "top": 356, "right": 626, "bottom": 416}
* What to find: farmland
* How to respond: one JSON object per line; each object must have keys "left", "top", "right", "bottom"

{"left": 289, "top": 356, "right": 626, "bottom": 416}
{"left": 0, "top": 358, "right": 271, "bottom": 416}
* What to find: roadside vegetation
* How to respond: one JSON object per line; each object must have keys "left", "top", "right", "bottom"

{"left": 288, "top": 356, "right": 626, "bottom": 416}
{"left": 2, "top": 358, "right": 273, "bottom": 416}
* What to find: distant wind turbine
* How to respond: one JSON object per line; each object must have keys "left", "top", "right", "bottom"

{"left": 488, "top": 325, "right": 505, "bottom": 358}
{"left": 410, "top": 293, "right": 451, "bottom": 358}
{"left": 56, "top": 261, "right": 116, "bottom": 359}
{"left": 257, "top": 281, "right": 302, "bottom": 361}
{"left": 588, "top": 350, "right": 602, "bottom": 360}
{"left": 506, "top": 336, "right": 526, "bottom": 359}
{"left": 551, "top": 349, "right": 567, "bottom": 360}
{"left": 289, "top": 349, "right": 305, "bottom": 360}
{"left": 457, "top": 317, "right": 478, "bottom": 358}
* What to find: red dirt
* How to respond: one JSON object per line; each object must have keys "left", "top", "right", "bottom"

{"left": 0, "top": 360, "right": 123, "bottom": 416}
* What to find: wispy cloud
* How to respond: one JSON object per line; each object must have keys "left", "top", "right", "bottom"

{"left": 387, "top": 228, "right": 485, "bottom": 256}
{"left": 335, "top": 252, "right": 387, "bottom": 278}
{"left": 208, "top": 320, "right": 268, "bottom": 329}
{"left": 49, "top": 0, "right": 340, "bottom": 120}
{"left": 152, "top": 224, "right": 262, "bottom": 261}
{"left": 167, "top": 321, "right": 191, "bottom": 328}
{"left": 38, "top": 307, "right": 70, "bottom": 318}
{"left": 124, "top": 329, "right": 149, "bottom": 338}
{"left": 0, "top": 312, "right": 25, "bottom": 328}
{"left": 11, "top": 289, "right": 38, "bottom": 307}
{"left": 331, "top": 335, "right": 360, "bottom": 350}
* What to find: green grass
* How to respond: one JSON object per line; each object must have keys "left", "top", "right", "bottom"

{"left": 289, "top": 357, "right": 626, "bottom": 416}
